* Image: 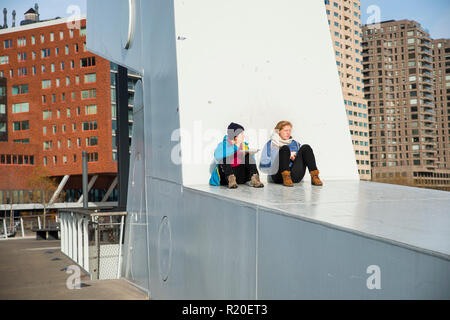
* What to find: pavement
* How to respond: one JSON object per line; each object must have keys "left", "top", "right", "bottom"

{"left": 0, "top": 238, "right": 148, "bottom": 300}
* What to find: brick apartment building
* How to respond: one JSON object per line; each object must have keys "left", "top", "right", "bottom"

{"left": 0, "top": 10, "right": 119, "bottom": 204}
{"left": 362, "top": 20, "right": 450, "bottom": 190}
{"left": 325, "top": 0, "right": 371, "bottom": 180}
{"left": 433, "top": 38, "right": 450, "bottom": 171}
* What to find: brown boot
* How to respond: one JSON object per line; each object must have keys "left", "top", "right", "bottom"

{"left": 310, "top": 170, "right": 323, "bottom": 186}
{"left": 281, "top": 170, "right": 294, "bottom": 187}
{"left": 250, "top": 174, "right": 264, "bottom": 188}
{"left": 227, "top": 174, "right": 238, "bottom": 189}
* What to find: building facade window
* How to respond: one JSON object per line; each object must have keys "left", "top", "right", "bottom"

{"left": 0, "top": 55, "right": 8, "bottom": 64}
{"left": 42, "top": 80, "right": 51, "bottom": 89}
{"left": 18, "top": 68, "right": 27, "bottom": 76}
{"left": 85, "top": 104, "right": 97, "bottom": 114}
{"left": 86, "top": 136, "right": 98, "bottom": 146}
{"left": 12, "top": 102, "right": 29, "bottom": 113}
{"left": 13, "top": 120, "right": 29, "bottom": 131}
{"left": 84, "top": 73, "right": 96, "bottom": 83}
{"left": 12, "top": 84, "right": 29, "bottom": 95}
{"left": 81, "top": 89, "right": 96, "bottom": 99}
{"left": 82, "top": 120, "right": 98, "bottom": 131}
{"left": 43, "top": 110, "right": 52, "bottom": 120}
{"left": 80, "top": 57, "right": 96, "bottom": 68}
{"left": 17, "top": 52, "right": 26, "bottom": 62}
{"left": 41, "top": 48, "right": 50, "bottom": 58}
{"left": 3, "top": 39, "right": 13, "bottom": 49}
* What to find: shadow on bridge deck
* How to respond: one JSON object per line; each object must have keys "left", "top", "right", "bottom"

{"left": 0, "top": 238, "right": 147, "bottom": 300}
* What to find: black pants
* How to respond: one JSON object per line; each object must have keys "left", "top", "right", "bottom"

{"left": 271, "top": 144, "right": 318, "bottom": 184}
{"left": 218, "top": 153, "right": 258, "bottom": 185}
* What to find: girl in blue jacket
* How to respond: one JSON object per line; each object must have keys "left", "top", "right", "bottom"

{"left": 260, "top": 121, "right": 323, "bottom": 187}
{"left": 209, "top": 122, "right": 264, "bottom": 189}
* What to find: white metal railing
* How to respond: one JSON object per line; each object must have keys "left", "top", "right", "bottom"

{"left": 59, "top": 209, "right": 126, "bottom": 280}
{"left": 0, "top": 214, "right": 58, "bottom": 239}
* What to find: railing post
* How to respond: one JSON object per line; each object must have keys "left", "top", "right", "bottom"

{"left": 77, "top": 217, "right": 83, "bottom": 267}
{"left": 117, "top": 215, "right": 125, "bottom": 279}
{"left": 20, "top": 217, "right": 24, "bottom": 238}
{"left": 64, "top": 213, "right": 68, "bottom": 254}
{"left": 3, "top": 218, "right": 7, "bottom": 239}
{"left": 60, "top": 213, "right": 64, "bottom": 254}
{"left": 96, "top": 217, "right": 100, "bottom": 280}
{"left": 68, "top": 213, "right": 73, "bottom": 259}
{"left": 83, "top": 216, "right": 89, "bottom": 273}
{"left": 72, "top": 214, "right": 78, "bottom": 263}
{"left": 61, "top": 213, "right": 65, "bottom": 254}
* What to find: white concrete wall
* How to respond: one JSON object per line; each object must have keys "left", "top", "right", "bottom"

{"left": 174, "top": 0, "right": 359, "bottom": 184}
{"left": 88, "top": 0, "right": 359, "bottom": 186}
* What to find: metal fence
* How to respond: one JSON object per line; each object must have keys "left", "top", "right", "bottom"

{"left": 0, "top": 213, "right": 58, "bottom": 239}
{"left": 59, "top": 210, "right": 126, "bottom": 280}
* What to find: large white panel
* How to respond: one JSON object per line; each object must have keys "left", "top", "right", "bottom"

{"left": 174, "top": 0, "right": 359, "bottom": 184}
{"left": 86, "top": 0, "right": 142, "bottom": 72}
{"left": 139, "top": 0, "right": 183, "bottom": 184}
{"left": 122, "top": 80, "right": 151, "bottom": 292}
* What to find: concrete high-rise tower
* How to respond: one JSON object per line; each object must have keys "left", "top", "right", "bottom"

{"left": 433, "top": 38, "right": 450, "bottom": 172}
{"left": 362, "top": 20, "right": 450, "bottom": 190}
{"left": 325, "top": 0, "right": 371, "bottom": 180}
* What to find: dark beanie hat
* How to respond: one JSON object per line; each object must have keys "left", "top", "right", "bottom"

{"left": 227, "top": 122, "right": 245, "bottom": 139}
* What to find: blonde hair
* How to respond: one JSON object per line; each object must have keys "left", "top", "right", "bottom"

{"left": 274, "top": 121, "right": 293, "bottom": 132}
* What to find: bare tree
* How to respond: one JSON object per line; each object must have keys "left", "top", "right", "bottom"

{"left": 27, "top": 167, "right": 60, "bottom": 229}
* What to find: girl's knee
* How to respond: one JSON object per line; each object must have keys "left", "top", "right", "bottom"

{"left": 280, "top": 145, "right": 291, "bottom": 153}
{"left": 301, "top": 144, "right": 312, "bottom": 150}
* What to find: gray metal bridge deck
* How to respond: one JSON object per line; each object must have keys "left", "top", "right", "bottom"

{"left": 187, "top": 180, "right": 450, "bottom": 260}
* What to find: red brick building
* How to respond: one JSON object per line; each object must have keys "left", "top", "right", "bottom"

{"left": 0, "top": 13, "right": 118, "bottom": 204}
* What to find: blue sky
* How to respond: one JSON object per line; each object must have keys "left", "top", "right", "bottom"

{"left": 1, "top": 0, "right": 86, "bottom": 24}
{"left": 361, "top": 0, "right": 450, "bottom": 39}
{"left": 1, "top": 1, "right": 448, "bottom": 39}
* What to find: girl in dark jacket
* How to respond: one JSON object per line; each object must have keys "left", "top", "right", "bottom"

{"left": 210, "top": 122, "right": 264, "bottom": 189}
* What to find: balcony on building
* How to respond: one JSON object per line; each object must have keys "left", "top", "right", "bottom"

{"left": 420, "top": 47, "right": 433, "bottom": 55}
{"left": 421, "top": 55, "right": 433, "bottom": 63}
{"left": 422, "top": 129, "right": 437, "bottom": 136}
{"left": 420, "top": 39, "right": 432, "bottom": 48}
{"left": 420, "top": 62, "right": 433, "bottom": 70}
{"left": 422, "top": 84, "right": 433, "bottom": 92}
{"left": 422, "top": 107, "right": 436, "bottom": 115}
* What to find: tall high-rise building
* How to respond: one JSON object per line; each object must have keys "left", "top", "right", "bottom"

{"left": 433, "top": 39, "right": 450, "bottom": 171}
{"left": 110, "top": 63, "right": 140, "bottom": 162}
{"left": 362, "top": 20, "right": 450, "bottom": 190}
{"left": 325, "top": 0, "right": 371, "bottom": 180}
{"left": 0, "top": 12, "right": 119, "bottom": 204}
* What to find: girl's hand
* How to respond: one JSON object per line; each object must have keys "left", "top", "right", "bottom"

{"left": 290, "top": 151, "right": 296, "bottom": 161}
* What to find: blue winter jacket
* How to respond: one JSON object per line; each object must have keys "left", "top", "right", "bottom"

{"left": 259, "top": 139, "right": 301, "bottom": 175}
{"left": 209, "top": 135, "right": 253, "bottom": 186}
